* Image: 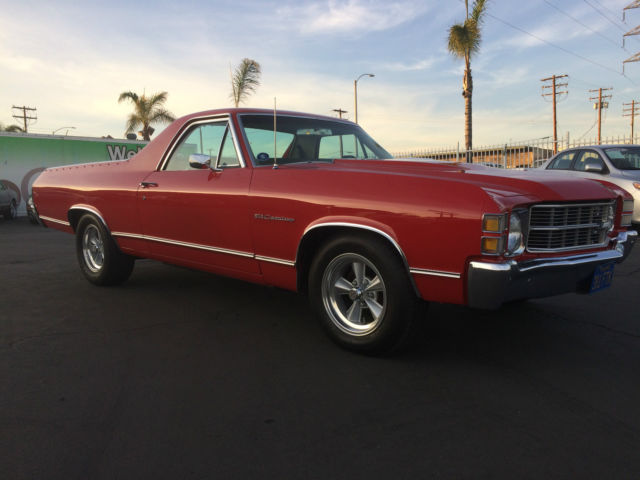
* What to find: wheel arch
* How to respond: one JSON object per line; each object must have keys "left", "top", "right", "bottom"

{"left": 295, "top": 222, "right": 419, "bottom": 297}
{"left": 68, "top": 205, "right": 110, "bottom": 233}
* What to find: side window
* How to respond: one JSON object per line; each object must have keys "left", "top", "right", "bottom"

{"left": 164, "top": 122, "right": 227, "bottom": 171}
{"left": 244, "top": 127, "right": 294, "bottom": 165}
{"left": 218, "top": 131, "right": 240, "bottom": 168}
{"left": 0, "top": 181, "right": 5, "bottom": 191}
{"left": 547, "top": 151, "right": 577, "bottom": 170}
{"left": 573, "top": 151, "right": 605, "bottom": 172}
{"left": 318, "top": 135, "right": 343, "bottom": 159}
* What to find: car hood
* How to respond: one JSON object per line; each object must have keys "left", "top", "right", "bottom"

{"left": 619, "top": 170, "right": 640, "bottom": 180}
{"left": 312, "top": 158, "right": 621, "bottom": 204}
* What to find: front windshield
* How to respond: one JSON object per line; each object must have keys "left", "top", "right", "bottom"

{"left": 239, "top": 114, "right": 392, "bottom": 166}
{"left": 604, "top": 147, "right": 640, "bottom": 170}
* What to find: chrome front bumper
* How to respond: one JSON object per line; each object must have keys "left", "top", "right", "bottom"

{"left": 467, "top": 231, "right": 637, "bottom": 309}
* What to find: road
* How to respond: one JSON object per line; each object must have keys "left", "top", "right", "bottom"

{"left": 1, "top": 217, "right": 640, "bottom": 479}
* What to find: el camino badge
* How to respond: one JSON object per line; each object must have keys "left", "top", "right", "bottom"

{"left": 254, "top": 213, "right": 295, "bottom": 223}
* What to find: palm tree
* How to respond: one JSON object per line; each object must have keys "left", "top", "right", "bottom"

{"left": 447, "top": 0, "right": 488, "bottom": 161}
{"left": 230, "top": 58, "right": 262, "bottom": 107}
{"left": 0, "top": 123, "right": 24, "bottom": 133}
{"left": 117, "top": 91, "right": 175, "bottom": 140}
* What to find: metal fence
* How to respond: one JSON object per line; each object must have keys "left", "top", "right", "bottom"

{"left": 393, "top": 133, "right": 640, "bottom": 169}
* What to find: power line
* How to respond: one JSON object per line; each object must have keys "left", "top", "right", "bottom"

{"left": 485, "top": 11, "right": 633, "bottom": 82}
{"left": 11, "top": 106, "right": 37, "bottom": 133}
{"left": 542, "top": 0, "right": 626, "bottom": 50}
{"left": 541, "top": 74, "right": 569, "bottom": 153}
{"left": 583, "top": 0, "right": 627, "bottom": 33}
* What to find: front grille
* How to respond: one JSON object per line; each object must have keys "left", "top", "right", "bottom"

{"left": 527, "top": 202, "right": 614, "bottom": 252}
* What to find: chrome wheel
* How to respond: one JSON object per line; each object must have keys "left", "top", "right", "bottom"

{"left": 82, "top": 224, "right": 104, "bottom": 272}
{"left": 321, "top": 253, "right": 387, "bottom": 336}
{"left": 9, "top": 201, "right": 17, "bottom": 219}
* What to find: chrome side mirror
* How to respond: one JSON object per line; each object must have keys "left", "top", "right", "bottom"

{"left": 189, "top": 153, "right": 212, "bottom": 169}
{"left": 584, "top": 163, "right": 604, "bottom": 173}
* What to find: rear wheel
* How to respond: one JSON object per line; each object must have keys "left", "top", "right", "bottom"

{"left": 75, "top": 214, "right": 134, "bottom": 285}
{"left": 6, "top": 200, "right": 17, "bottom": 220}
{"left": 309, "top": 235, "right": 421, "bottom": 354}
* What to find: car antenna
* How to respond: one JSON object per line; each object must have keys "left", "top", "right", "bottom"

{"left": 273, "top": 97, "right": 278, "bottom": 170}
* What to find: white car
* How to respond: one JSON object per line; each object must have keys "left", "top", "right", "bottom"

{"left": 540, "top": 145, "right": 640, "bottom": 230}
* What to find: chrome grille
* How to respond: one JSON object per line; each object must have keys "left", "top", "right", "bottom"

{"left": 527, "top": 202, "right": 614, "bottom": 252}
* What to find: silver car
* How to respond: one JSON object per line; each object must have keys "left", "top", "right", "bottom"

{"left": 0, "top": 180, "right": 18, "bottom": 220}
{"left": 540, "top": 145, "right": 640, "bottom": 230}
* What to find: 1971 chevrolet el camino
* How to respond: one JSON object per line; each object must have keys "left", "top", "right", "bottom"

{"left": 32, "top": 108, "right": 638, "bottom": 353}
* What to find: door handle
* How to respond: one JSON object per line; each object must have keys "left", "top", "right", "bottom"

{"left": 140, "top": 182, "right": 158, "bottom": 188}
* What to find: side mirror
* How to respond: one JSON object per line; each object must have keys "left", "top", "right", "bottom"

{"left": 584, "top": 163, "right": 604, "bottom": 174}
{"left": 189, "top": 153, "right": 213, "bottom": 169}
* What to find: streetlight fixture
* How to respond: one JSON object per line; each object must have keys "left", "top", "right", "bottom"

{"left": 52, "top": 126, "right": 75, "bottom": 136}
{"left": 354, "top": 73, "right": 375, "bottom": 124}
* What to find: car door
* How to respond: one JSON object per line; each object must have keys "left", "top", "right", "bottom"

{"left": 137, "top": 118, "right": 258, "bottom": 274}
{"left": 0, "top": 181, "right": 10, "bottom": 209}
{"left": 546, "top": 150, "right": 579, "bottom": 170}
{"left": 570, "top": 149, "right": 608, "bottom": 179}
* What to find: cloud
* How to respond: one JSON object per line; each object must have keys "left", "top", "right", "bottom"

{"left": 380, "top": 57, "right": 438, "bottom": 72}
{"left": 277, "top": 0, "right": 428, "bottom": 35}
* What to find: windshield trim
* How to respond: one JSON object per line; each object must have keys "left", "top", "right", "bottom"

{"left": 236, "top": 112, "right": 391, "bottom": 167}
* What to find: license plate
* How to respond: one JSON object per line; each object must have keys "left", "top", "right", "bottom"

{"left": 589, "top": 262, "right": 615, "bottom": 294}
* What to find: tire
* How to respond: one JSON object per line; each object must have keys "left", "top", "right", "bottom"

{"left": 308, "top": 235, "right": 421, "bottom": 354}
{"left": 75, "top": 214, "right": 134, "bottom": 286}
{"left": 7, "top": 200, "right": 17, "bottom": 220}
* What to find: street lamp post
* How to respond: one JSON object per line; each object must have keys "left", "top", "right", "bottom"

{"left": 354, "top": 73, "right": 375, "bottom": 124}
{"left": 52, "top": 126, "right": 75, "bottom": 136}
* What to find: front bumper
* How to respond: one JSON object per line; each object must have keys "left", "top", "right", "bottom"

{"left": 467, "top": 230, "right": 637, "bottom": 309}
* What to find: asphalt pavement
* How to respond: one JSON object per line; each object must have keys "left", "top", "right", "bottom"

{"left": 1, "top": 217, "right": 640, "bottom": 479}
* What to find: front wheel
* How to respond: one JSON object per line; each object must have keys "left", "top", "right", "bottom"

{"left": 309, "top": 235, "right": 421, "bottom": 354}
{"left": 75, "top": 214, "right": 134, "bottom": 285}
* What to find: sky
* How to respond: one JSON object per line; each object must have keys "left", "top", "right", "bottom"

{"left": 2, "top": 0, "right": 640, "bottom": 153}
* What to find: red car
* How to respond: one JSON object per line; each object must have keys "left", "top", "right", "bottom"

{"left": 32, "top": 108, "right": 638, "bottom": 353}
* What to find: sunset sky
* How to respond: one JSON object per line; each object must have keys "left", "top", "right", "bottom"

{"left": 2, "top": 0, "right": 640, "bottom": 152}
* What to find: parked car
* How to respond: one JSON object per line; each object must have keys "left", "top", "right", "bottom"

{"left": 0, "top": 180, "right": 18, "bottom": 220}
{"left": 32, "top": 109, "right": 637, "bottom": 353}
{"left": 26, "top": 196, "right": 40, "bottom": 224}
{"left": 540, "top": 145, "right": 640, "bottom": 230}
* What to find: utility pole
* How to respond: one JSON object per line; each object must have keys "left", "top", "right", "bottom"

{"left": 11, "top": 105, "right": 37, "bottom": 133}
{"left": 589, "top": 88, "right": 612, "bottom": 144}
{"left": 623, "top": 100, "right": 640, "bottom": 142}
{"left": 541, "top": 74, "right": 568, "bottom": 154}
{"left": 332, "top": 108, "right": 347, "bottom": 119}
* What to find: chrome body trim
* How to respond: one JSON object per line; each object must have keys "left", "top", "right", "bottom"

{"left": 39, "top": 215, "right": 71, "bottom": 227}
{"left": 409, "top": 268, "right": 461, "bottom": 279}
{"left": 157, "top": 114, "right": 247, "bottom": 171}
{"left": 467, "top": 233, "right": 636, "bottom": 309}
{"left": 111, "top": 232, "right": 253, "bottom": 258}
{"left": 255, "top": 255, "right": 296, "bottom": 267}
{"left": 299, "top": 222, "right": 420, "bottom": 296}
{"left": 301, "top": 222, "right": 409, "bottom": 267}
{"left": 69, "top": 205, "right": 109, "bottom": 231}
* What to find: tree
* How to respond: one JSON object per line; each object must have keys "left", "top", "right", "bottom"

{"left": 0, "top": 123, "right": 24, "bottom": 133}
{"left": 230, "top": 58, "right": 262, "bottom": 107}
{"left": 447, "top": 0, "right": 488, "bottom": 160}
{"left": 117, "top": 91, "right": 175, "bottom": 141}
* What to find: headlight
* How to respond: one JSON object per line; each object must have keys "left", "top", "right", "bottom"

{"left": 506, "top": 212, "right": 525, "bottom": 256}
{"left": 622, "top": 198, "right": 634, "bottom": 227}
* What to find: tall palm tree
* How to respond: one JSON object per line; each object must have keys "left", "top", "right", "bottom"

{"left": 230, "top": 58, "right": 262, "bottom": 107}
{"left": 117, "top": 90, "right": 175, "bottom": 140}
{"left": 448, "top": 0, "right": 488, "bottom": 161}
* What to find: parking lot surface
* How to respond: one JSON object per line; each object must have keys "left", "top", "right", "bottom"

{"left": 2, "top": 217, "right": 640, "bottom": 479}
